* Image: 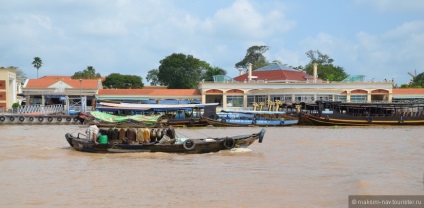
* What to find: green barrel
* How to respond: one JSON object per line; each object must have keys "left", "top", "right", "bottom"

{"left": 98, "top": 135, "right": 108, "bottom": 144}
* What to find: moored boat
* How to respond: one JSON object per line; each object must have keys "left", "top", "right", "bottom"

{"left": 93, "top": 102, "right": 218, "bottom": 127}
{"left": 65, "top": 127, "right": 266, "bottom": 154}
{"left": 299, "top": 101, "right": 424, "bottom": 126}
{"left": 205, "top": 109, "right": 299, "bottom": 127}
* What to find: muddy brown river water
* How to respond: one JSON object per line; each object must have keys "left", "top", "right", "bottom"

{"left": 0, "top": 125, "right": 423, "bottom": 207}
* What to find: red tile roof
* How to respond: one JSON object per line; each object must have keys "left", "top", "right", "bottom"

{"left": 98, "top": 89, "right": 201, "bottom": 96}
{"left": 393, "top": 88, "right": 424, "bottom": 95}
{"left": 233, "top": 70, "right": 312, "bottom": 81}
{"left": 24, "top": 76, "right": 101, "bottom": 89}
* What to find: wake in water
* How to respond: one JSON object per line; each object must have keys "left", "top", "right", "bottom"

{"left": 227, "top": 148, "right": 252, "bottom": 153}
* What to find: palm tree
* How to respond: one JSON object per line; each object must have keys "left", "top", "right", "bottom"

{"left": 32, "top": 57, "right": 43, "bottom": 78}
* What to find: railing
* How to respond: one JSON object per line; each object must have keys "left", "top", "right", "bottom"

{"left": 67, "top": 105, "right": 95, "bottom": 115}
{"left": 16, "top": 104, "right": 64, "bottom": 115}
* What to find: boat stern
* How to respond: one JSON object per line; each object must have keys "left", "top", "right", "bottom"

{"left": 258, "top": 128, "right": 266, "bottom": 143}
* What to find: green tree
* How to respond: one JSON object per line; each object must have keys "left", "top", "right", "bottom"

{"left": 293, "top": 65, "right": 304, "bottom": 70}
{"left": 304, "top": 50, "right": 348, "bottom": 81}
{"left": 146, "top": 69, "right": 162, "bottom": 86}
{"left": 157, "top": 53, "right": 210, "bottom": 89}
{"left": 305, "top": 50, "right": 334, "bottom": 65}
{"left": 407, "top": 72, "right": 424, "bottom": 87}
{"left": 32, "top": 57, "right": 43, "bottom": 78}
{"left": 235, "top": 45, "right": 269, "bottom": 71}
{"left": 103, "top": 73, "right": 144, "bottom": 89}
{"left": 201, "top": 66, "right": 227, "bottom": 82}
{"left": 72, "top": 66, "right": 102, "bottom": 79}
{"left": 399, "top": 71, "right": 424, "bottom": 88}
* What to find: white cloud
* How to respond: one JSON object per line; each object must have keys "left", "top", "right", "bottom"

{"left": 299, "top": 33, "right": 358, "bottom": 64}
{"left": 303, "top": 20, "right": 424, "bottom": 84}
{"left": 81, "top": 18, "right": 128, "bottom": 36}
{"left": 383, "top": 21, "right": 424, "bottom": 40}
{"left": 355, "top": 0, "right": 424, "bottom": 12}
{"left": 202, "top": 0, "right": 295, "bottom": 40}
{"left": 354, "top": 21, "right": 424, "bottom": 67}
{"left": 357, "top": 21, "right": 424, "bottom": 84}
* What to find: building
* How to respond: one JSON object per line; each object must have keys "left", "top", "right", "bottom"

{"left": 21, "top": 77, "right": 202, "bottom": 112}
{"left": 19, "top": 64, "right": 424, "bottom": 113}
{"left": 198, "top": 63, "right": 395, "bottom": 110}
{"left": 22, "top": 76, "right": 102, "bottom": 113}
{"left": 0, "top": 68, "right": 18, "bottom": 111}
{"left": 233, "top": 62, "right": 316, "bottom": 83}
{"left": 392, "top": 88, "right": 424, "bottom": 102}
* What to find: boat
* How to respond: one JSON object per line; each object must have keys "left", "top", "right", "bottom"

{"left": 204, "top": 109, "right": 299, "bottom": 127}
{"left": 299, "top": 101, "right": 424, "bottom": 126}
{"left": 93, "top": 102, "right": 218, "bottom": 127}
{"left": 65, "top": 127, "right": 266, "bottom": 154}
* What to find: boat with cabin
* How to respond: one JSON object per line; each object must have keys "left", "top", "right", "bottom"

{"left": 91, "top": 102, "right": 219, "bottom": 127}
{"left": 299, "top": 101, "right": 424, "bottom": 126}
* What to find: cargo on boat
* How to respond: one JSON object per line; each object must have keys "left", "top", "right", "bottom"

{"left": 65, "top": 126, "right": 266, "bottom": 154}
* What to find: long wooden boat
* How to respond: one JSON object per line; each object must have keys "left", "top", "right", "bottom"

{"left": 93, "top": 102, "right": 218, "bottom": 127}
{"left": 65, "top": 127, "right": 266, "bottom": 154}
{"left": 299, "top": 101, "right": 424, "bottom": 126}
{"left": 204, "top": 110, "right": 299, "bottom": 127}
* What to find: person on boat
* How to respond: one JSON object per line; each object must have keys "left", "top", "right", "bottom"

{"left": 86, "top": 124, "right": 99, "bottom": 144}
{"left": 78, "top": 112, "right": 86, "bottom": 124}
{"left": 78, "top": 112, "right": 94, "bottom": 124}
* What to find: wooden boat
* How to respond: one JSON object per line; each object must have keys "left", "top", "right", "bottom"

{"left": 93, "top": 102, "right": 218, "bottom": 127}
{"left": 204, "top": 110, "right": 299, "bottom": 127}
{"left": 65, "top": 127, "right": 266, "bottom": 154}
{"left": 299, "top": 101, "right": 424, "bottom": 126}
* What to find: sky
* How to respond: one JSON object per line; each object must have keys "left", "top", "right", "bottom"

{"left": 1, "top": 0, "right": 423, "bottom": 85}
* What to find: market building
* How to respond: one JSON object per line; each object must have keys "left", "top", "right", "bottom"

{"left": 198, "top": 63, "right": 394, "bottom": 110}
{"left": 12, "top": 63, "right": 424, "bottom": 114}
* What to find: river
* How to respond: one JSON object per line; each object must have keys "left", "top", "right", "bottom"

{"left": 0, "top": 125, "right": 423, "bottom": 207}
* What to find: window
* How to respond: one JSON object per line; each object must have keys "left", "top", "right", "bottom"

{"left": 226, "top": 95, "right": 243, "bottom": 107}
{"left": 350, "top": 95, "right": 367, "bottom": 103}
{"left": 335, "top": 95, "right": 347, "bottom": 102}
{"left": 0, "top": 80, "right": 5, "bottom": 89}
{"left": 317, "top": 94, "right": 333, "bottom": 101}
{"left": 294, "top": 94, "right": 314, "bottom": 103}
{"left": 0, "top": 92, "right": 5, "bottom": 100}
